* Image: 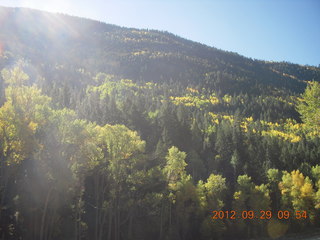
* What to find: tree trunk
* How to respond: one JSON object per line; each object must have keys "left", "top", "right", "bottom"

{"left": 48, "top": 207, "right": 57, "bottom": 240}
{"left": 107, "top": 206, "right": 112, "bottom": 240}
{"left": 75, "top": 186, "right": 84, "bottom": 240}
{"left": 40, "top": 187, "right": 53, "bottom": 240}
{"left": 159, "top": 200, "right": 164, "bottom": 240}
{"left": 94, "top": 174, "right": 100, "bottom": 240}
{"left": 128, "top": 213, "right": 133, "bottom": 240}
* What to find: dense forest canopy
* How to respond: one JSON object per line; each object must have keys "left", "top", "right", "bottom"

{"left": 0, "top": 6, "right": 320, "bottom": 240}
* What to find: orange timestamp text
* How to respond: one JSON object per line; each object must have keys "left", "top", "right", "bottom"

{"left": 211, "top": 210, "right": 308, "bottom": 220}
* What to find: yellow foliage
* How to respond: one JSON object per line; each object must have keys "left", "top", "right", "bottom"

{"left": 301, "top": 181, "right": 314, "bottom": 198}
{"left": 291, "top": 170, "right": 304, "bottom": 188}
{"left": 222, "top": 94, "right": 232, "bottom": 103}
{"left": 307, "top": 130, "right": 320, "bottom": 138}
{"left": 222, "top": 115, "right": 234, "bottom": 123}
{"left": 240, "top": 121, "right": 249, "bottom": 133}
{"left": 208, "top": 112, "right": 218, "bottom": 119}
{"left": 0, "top": 85, "right": 52, "bottom": 166}
{"left": 279, "top": 170, "right": 315, "bottom": 213}
{"left": 186, "top": 87, "right": 199, "bottom": 93}
{"left": 290, "top": 136, "right": 301, "bottom": 143}
{"left": 170, "top": 94, "right": 219, "bottom": 108}
{"left": 262, "top": 129, "right": 301, "bottom": 143}
{"left": 132, "top": 50, "right": 148, "bottom": 56}
{"left": 246, "top": 117, "right": 253, "bottom": 122}
{"left": 208, "top": 112, "right": 235, "bottom": 125}
{"left": 28, "top": 121, "right": 38, "bottom": 133}
{"left": 210, "top": 96, "right": 219, "bottom": 105}
{"left": 234, "top": 191, "right": 242, "bottom": 200}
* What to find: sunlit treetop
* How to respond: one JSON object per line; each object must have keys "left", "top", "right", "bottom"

{"left": 297, "top": 81, "right": 320, "bottom": 131}
{"left": 1, "top": 65, "right": 29, "bottom": 86}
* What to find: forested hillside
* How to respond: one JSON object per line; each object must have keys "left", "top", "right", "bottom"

{"left": 0, "top": 6, "right": 320, "bottom": 240}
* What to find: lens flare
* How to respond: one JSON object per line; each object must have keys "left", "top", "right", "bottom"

{"left": 267, "top": 219, "right": 289, "bottom": 239}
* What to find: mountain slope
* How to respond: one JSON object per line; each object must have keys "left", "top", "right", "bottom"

{"left": 0, "top": 6, "right": 319, "bottom": 94}
{"left": 1, "top": 7, "right": 320, "bottom": 240}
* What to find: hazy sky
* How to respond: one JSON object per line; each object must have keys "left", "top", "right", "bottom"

{"left": 1, "top": 0, "right": 319, "bottom": 66}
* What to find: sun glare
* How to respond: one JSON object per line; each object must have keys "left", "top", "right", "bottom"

{"left": 21, "top": 0, "right": 73, "bottom": 14}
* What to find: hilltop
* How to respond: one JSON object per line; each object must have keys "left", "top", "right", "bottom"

{"left": 0, "top": 6, "right": 319, "bottom": 94}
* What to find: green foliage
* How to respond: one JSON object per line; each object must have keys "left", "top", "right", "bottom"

{"left": 311, "top": 165, "right": 320, "bottom": 188}
{"left": 163, "top": 146, "right": 188, "bottom": 190}
{"left": 311, "top": 165, "right": 320, "bottom": 209}
{"left": 0, "top": 6, "right": 320, "bottom": 239}
{"left": 279, "top": 170, "right": 316, "bottom": 223}
{"left": 232, "top": 175, "right": 272, "bottom": 238}
{"left": 0, "top": 71, "right": 52, "bottom": 166}
{"left": 1, "top": 65, "right": 29, "bottom": 86}
{"left": 267, "top": 168, "right": 282, "bottom": 183}
{"left": 197, "top": 174, "right": 227, "bottom": 239}
{"left": 297, "top": 81, "right": 320, "bottom": 130}
{"left": 0, "top": 61, "right": 319, "bottom": 239}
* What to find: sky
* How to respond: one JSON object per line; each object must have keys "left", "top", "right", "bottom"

{"left": 1, "top": 0, "right": 319, "bottom": 66}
